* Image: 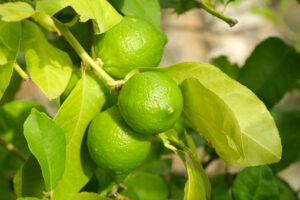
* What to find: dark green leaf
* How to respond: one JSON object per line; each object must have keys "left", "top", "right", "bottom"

{"left": 52, "top": 73, "right": 106, "bottom": 200}
{"left": 238, "top": 37, "right": 300, "bottom": 109}
{"left": 211, "top": 174, "right": 232, "bottom": 200}
{"left": 0, "top": 2, "right": 34, "bottom": 22}
{"left": 140, "top": 158, "right": 172, "bottom": 176}
{"left": 13, "top": 155, "right": 45, "bottom": 198}
{"left": 121, "top": 172, "right": 168, "bottom": 200}
{"left": 0, "top": 172, "right": 15, "bottom": 200}
{"left": 167, "top": 175, "right": 186, "bottom": 200}
{"left": 36, "top": 0, "right": 122, "bottom": 34}
{"left": 276, "top": 177, "right": 298, "bottom": 200}
{"left": 159, "top": 62, "right": 282, "bottom": 166}
{"left": 0, "top": 101, "right": 46, "bottom": 174}
{"left": 0, "top": 21, "right": 21, "bottom": 100}
{"left": 17, "top": 198, "right": 41, "bottom": 200}
{"left": 210, "top": 55, "right": 239, "bottom": 79}
{"left": 21, "top": 20, "right": 72, "bottom": 100}
{"left": 232, "top": 166, "right": 280, "bottom": 200}
{"left": 158, "top": 0, "right": 198, "bottom": 14}
{"left": 0, "top": 70, "right": 22, "bottom": 106}
{"left": 24, "top": 109, "right": 66, "bottom": 191}
{"left": 270, "top": 104, "right": 300, "bottom": 172}
{"left": 109, "top": 0, "right": 162, "bottom": 31}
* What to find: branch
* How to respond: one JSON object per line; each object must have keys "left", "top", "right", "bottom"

{"left": 53, "top": 18, "right": 124, "bottom": 88}
{"left": 14, "top": 63, "right": 29, "bottom": 81}
{"left": 0, "top": 135, "right": 27, "bottom": 162}
{"left": 197, "top": 1, "right": 238, "bottom": 27}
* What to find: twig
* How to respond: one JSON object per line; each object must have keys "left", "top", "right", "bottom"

{"left": 197, "top": 1, "right": 238, "bottom": 27}
{"left": 0, "top": 135, "right": 27, "bottom": 162}
{"left": 53, "top": 18, "right": 124, "bottom": 89}
{"left": 13, "top": 63, "right": 29, "bottom": 81}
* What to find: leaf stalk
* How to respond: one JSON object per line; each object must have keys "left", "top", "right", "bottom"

{"left": 0, "top": 135, "right": 27, "bottom": 162}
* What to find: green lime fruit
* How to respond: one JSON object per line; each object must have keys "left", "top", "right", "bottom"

{"left": 120, "top": 172, "right": 168, "bottom": 200}
{"left": 94, "top": 16, "right": 167, "bottom": 79}
{"left": 87, "top": 106, "right": 151, "bottom": 179}
{"left": 118, "top": 71, "right": 183, "bottom": 134}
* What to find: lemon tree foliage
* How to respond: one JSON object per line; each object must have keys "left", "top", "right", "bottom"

{"left": 160, "top": 62, "right": 282, "bottom": 166}
{"left": 0, "top": 0, "right": 297, "bottom": 200}
{"left": 21, "top": 20, "right": 72, "bottom": 100}
{"left": 0, "top": 21, "right": 21, "bottom": 100}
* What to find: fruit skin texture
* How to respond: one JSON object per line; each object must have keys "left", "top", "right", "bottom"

{"left": 118, "top": 71, "right": 183, "bottom": 135}
{"left": 94, "top": 16, "right": 167, "bottom": 79}
{"left": 87, "top": 106, "right": 151, "bottom": 178}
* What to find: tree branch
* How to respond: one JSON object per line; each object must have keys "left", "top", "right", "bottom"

{"left": 0, "top": 135, "right": 27, "bottom": 162}
{"left": 14, "top": 63, "right": 29, "bottom": 81}
{"left": 53, "top": 18, "right": 124, "bottom": 88}
{"left": 197, "top": 1, "right": 238, "bottom": 27}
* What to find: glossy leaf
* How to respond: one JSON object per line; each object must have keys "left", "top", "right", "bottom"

{"left": 160, "top": 62, "right": 282, "bottom": 166}
{"left": 232, "top": 166, "right": 280, "bottom": 200}
{"left": 238, "top": 37, "right": 300, "bottom": 109}
{"left": 21, "top": 20, "right": 72, "bottom": 100}
{"left": 13, "top": 155, "right": 45, "bottom": 198}
{"left": 52, "top": 73, "right": 106, "bottom": 200}
{"left": 121, "top": 172, "right": 168, "bottom": 200}
{"left": 270, "top": 104, "right": 300, "bottom": 172}
{"left": 0, "top": 21, "right": 21, "bottom": 100}
{"left": 0, "top": 2, "right": 34, "bottom": 22}
{"left": 36, "top": 0, "right": 122, "bottom": 34}
{"left": 0, "top": 101, "right": 46, "bottom": 174}
{"left": 24, "top": 109, "right": 66, "bottom": 191}
{"left": 160, "top": 130, "right": 210, "bottom": 200}
{"left": 210, "top": 55, "right": 239, "bottom": 79}
{"left": 109, "top": 0, "right": 162, "bottom": 31}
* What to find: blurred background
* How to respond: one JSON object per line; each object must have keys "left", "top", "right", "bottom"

{"left": 6, "top": 0, "right": 300, "bottom": 198}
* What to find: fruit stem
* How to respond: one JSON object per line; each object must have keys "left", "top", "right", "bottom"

{"left": 13, "top": 62, "right": 29, "bottom": 81}
{"left": 0, "top": 135, "right": 27, "bottom": 162}
{"left": 197, "top": 1, "right": 238, "bottom": 27}
{"left": 53, "top": 18, "right": 122, "bottom": 88}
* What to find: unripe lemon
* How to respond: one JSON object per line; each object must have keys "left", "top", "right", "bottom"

{"left": 94, "top": 16, "right": 167, "bottom": 79}
{"left": 87, "top": 106, "right": 151, "bottom": 179}
{"left": 118, "top": 71, "right": 183, "bottom": 134}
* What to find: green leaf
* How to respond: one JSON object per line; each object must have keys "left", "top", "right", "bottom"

{"left": 109, "top": 0, "right": 162, "bottom": 31}
{"left": 21, "top": 20, "right": 72, "bottom": 100}
{"left": 13, "top": 155, "right": 45, "bottom": 198}
{"left": 210, "top": 55, "right": 239, "bottom": 79}
{"left": 36, "top": 0, "right": 122, "bottom": 34}
{"left": 0, "top": 70, "right": 22, "bottom": 105}
{"left": 211, "top": 174, "right": 232, "bottom": 200}
{"left": 71, "top": 192, "right": 111, "bottom": 200}
{"left": 121, "top": 172, "right": 168, "bottom": 200}
{"left": 17, "top": 198, "right": 41, "bottom": 200}
{"left": 0, "top": 2, "right": 34, "bottom": 22}
{"left": 160, "top": 62, "right": 282, "bottom": 166}
{"left": 24, "top": 109, "right": 66, "bottom": 191}
{"left": 158, "top": 0, "right": 198, "bottom": 14}
{"left": 276, "top": 178, "right": 298, "bottom": 200}
{"left": 167, "top": 175, "right": 186, "bottom": 200}
{"left": 0, "top": 172, "right": 15, "bottom": 200}
{"left": 232, "top": 166, "right": 280, "bottom": 200}
{"left": 159, "top": 130, "right": 210, "bottom": 200}
{"left": 270, "top": 104, "right": 300, "bottom": 172}
{"left": 0, "top": 101, "right": 46, "bottom": 174}
{"left": 32, "top": 11, "right": 61, "bottom": 33}
{"left": 0, "top": 21, "right": 21, "bottom": 100}
{"left": 238, "top": 37, "right": 300, "bottom": 109}
{"left": 52, "top": 73, "right": 106, "bottom": 200}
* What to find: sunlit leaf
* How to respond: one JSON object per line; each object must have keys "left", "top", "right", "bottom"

{"left": 109, "top": 0, "right": 162, "bottom": 31}
{"left": 0, "top": 2, "right": 34, "bottom": 22}
{"left": 24, "top": 109, "right": 66, "bottom": 191}
{"left": 71, "top": 192, "right": 111, "bottom": 200}
{"left": 36, "top": 0, "right": 122, "bottom": 34}
{"left": 0, "top": 21, "right": 21, "bottom": 100}
{"left": 232, "top": 166, "right": 280, "bottom": 200}
{"left": 160, "top": 62, "right": 282, "bottom": 166}
{"left": 52, "top": 73, "right": 106, "bottom": 200}
{"left": 21, "top": 20, "right": 72, "bottom": 100}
